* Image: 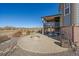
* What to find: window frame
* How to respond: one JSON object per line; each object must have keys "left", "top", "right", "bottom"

{"left": 64, "top": 3, "right": 70, "bottom": 16}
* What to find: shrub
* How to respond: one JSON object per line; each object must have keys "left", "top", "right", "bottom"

{"left": 0, "top": 35, "right": 10, "bottom": 43}
{"left": 26, "top": 30, "right": 31, "bottom": 35}
{"left": 12, "top": 31, "right": 22, "bottom": 37}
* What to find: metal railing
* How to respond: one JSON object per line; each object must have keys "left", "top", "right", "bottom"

{"left": 44, "top": 22, "right": 60, "bottom": 27}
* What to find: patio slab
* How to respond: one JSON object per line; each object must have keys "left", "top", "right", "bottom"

{"left": 17, "top": 33, "right": 68, "bottom": 54}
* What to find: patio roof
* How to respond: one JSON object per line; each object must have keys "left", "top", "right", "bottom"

{"left": 42, "top": 14, "right": 61, "bottom": 22}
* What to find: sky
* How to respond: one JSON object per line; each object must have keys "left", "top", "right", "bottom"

{"left": 0, "top": 3, "right": 59, "bottom": 28}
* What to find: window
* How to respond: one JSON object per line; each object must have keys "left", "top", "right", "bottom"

{"left": 65, "top": 3, "right": 70, "bottom": 8}
{"left": 63, "top": 3, "right": 71, "bottom": 26}
{"left": 65, "top": 8, "right": 69, "bottom": 15}
{"left": 64, "top": 3, "right": 70, "bottom": 16}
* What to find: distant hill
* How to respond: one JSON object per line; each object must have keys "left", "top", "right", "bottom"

{"left": 0, "top": 26, "right": 43, "bottom": 32}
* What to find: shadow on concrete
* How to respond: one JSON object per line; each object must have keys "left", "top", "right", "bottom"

{"left": 54, "top": 42, "right": 61, "bottom": 47}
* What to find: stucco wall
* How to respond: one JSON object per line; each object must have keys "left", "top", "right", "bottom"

{"left": 75, "top": 4, "right": 79, "bottom": 25}
{"left": 71, "top": 3, "right": 79, "bottom": 25}
{"left": 61, "top": 26, "right": 79, "bottom": 46}
{"left": 74, "top": 26, "right": 79, "bottom": 46}
{"left": 61, "top": 26, "right": 72, "bottom": 41}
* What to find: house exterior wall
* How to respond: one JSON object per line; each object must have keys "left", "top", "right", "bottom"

{"left": 60, "top": 15, "right": 63, "bottom": 27}
{"left": 74, "top": 27, "right": 79, "bottom": 46}
{"left": 61, "top": 26, "right": 72, "bottom": 41}
{"left": 71, "top": 4, "right": 79, "bottom": 45}
{"left": 59, "top": 4, "right": 64, "bottom": 27}
{"left": 64, "top": 15, "right": 71, "bottom": 26}
{"left": 63, "top": 3, "right": 71, "bottom": 26}
{"left": 76, "top": 4, "right": 79, "bottom": 25}
{"left": 60, "top": 3, "right": 79, "bottom": 46}
{"left": 60, "top": 3, "right": 72, "bottom": 42}
{"left": 71, "top": 4, "right": 79, "bottom": 25}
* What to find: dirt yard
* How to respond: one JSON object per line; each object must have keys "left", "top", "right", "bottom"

{"left": 0, "top": 31, "right": 76, "bottom": 56}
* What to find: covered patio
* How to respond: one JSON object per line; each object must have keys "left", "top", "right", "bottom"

{"left": 42, "top": 14, "right": 61, "bottom": 36}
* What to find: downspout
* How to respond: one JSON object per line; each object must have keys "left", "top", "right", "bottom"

{"left": 72, "top": 24, "right": 74, "bottom": 44}
{"left": 70, "top": 4, "right": 75, "bottom": 46}
{"left": 71, "top": 4, "right": 75, "bottom": 44}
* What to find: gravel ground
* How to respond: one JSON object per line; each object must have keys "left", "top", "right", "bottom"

{"left": 7, "top": 45, "right": 79, "bottom": 56}
{"left": 0, "top": 37, "right": 18, "bottom": 56}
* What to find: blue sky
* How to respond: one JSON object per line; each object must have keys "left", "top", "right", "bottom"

{"left": 0, "top": 3, "right": 59, "bottom": 28}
